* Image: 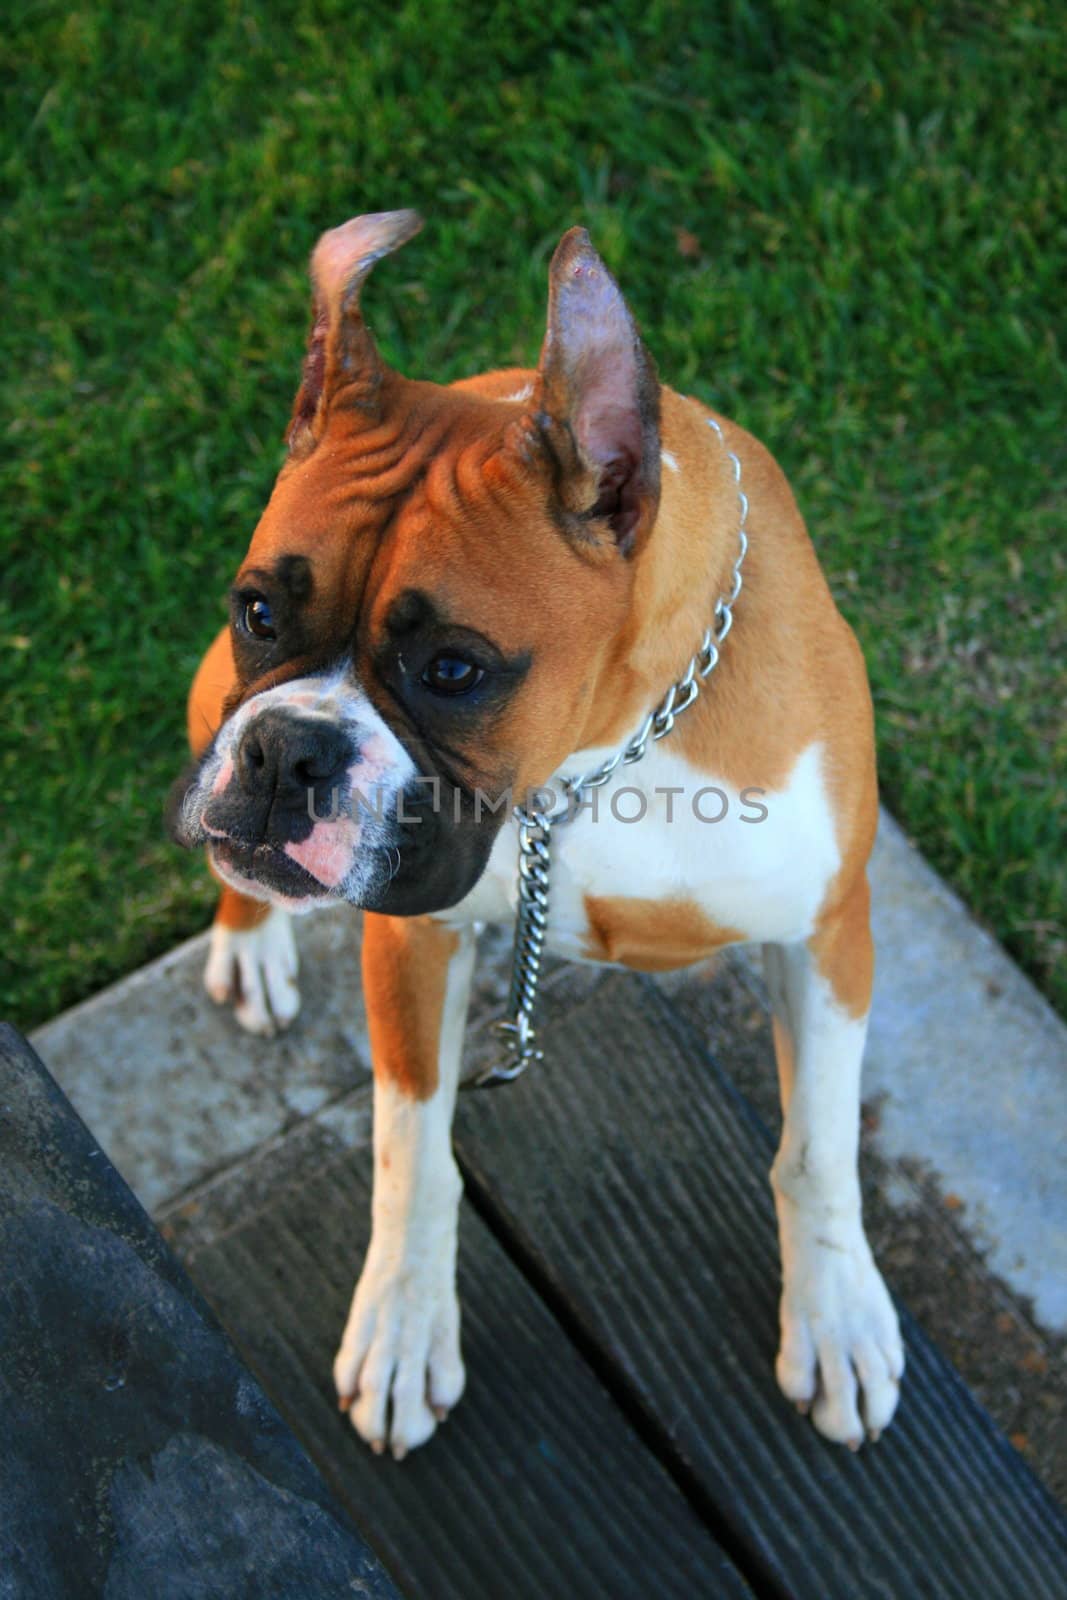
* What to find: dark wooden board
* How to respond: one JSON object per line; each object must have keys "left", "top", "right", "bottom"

{"left": 0, "top": 1024, "right": 396, "bottom": 1600}
{"left": 186, "top": 1155, "right": 753, "bottom": 1599}
{"left": 454, "top": 969, "right": 1067, "bottom": 1600}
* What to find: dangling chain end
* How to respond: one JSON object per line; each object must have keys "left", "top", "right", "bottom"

{"left": 463, "top": 1015, "right": 543, "bottom": 1091}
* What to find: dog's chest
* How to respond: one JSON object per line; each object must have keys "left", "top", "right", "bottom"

{"left": 437, "top": 741, "right": 841, "bottom": 965}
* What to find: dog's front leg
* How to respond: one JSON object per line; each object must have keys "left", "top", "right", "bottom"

{"left": 334, "top": 912, "right": 475, "bottom": 1460}
{"left": 763, "top": 876, "right": 904, "bottom": 1448}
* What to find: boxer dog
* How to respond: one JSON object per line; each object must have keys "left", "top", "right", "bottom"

{"left": 171, "top": 210, "right": 903, "bottom": 1459}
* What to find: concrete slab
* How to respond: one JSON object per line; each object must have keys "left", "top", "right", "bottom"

{"left": 30, "top": 905, "right": 373, "bottom": 1213}
{"left": 867, "top": 811, "right": 1067, "bottom": 1331}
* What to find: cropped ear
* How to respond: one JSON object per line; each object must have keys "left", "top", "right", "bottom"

{"left": 286, "top": 209, "right": 422, "bottom": 458}
{"left": 531, "top": 228, "right": 660, "bottom": 556}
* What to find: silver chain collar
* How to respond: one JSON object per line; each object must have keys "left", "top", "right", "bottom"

{"left": 468, "top": 416, "right": 749, "bottom": 1089}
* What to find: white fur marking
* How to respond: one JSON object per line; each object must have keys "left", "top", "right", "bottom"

{"left": 766, "top": 946, "right": 903, "bottom": 1443}
{"left": 438, "top": 741, "right": 842, "bottom": 952}
{"left": 334, "top": 928, "right": 476, "bottom": 1459}
{"left": 501, "top": 382, "right": 533, "bottom": 402}
{"left": 203, "top": 905, "right": 300, "bottom": 1037}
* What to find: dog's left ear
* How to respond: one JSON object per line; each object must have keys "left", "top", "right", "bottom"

{"left": 286, "top": 209, "right": 422, "bottom": 458}
{"left": 529, "top": 228, "right": 660, "bottom": 557}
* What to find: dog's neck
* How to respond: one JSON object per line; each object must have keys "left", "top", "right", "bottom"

{"left": 570, "top": 386, "right": 747, "bottom": 756}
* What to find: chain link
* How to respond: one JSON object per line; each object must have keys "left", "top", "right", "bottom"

{"left": 470, "top": 417, "right": 749, "bottom": 1089}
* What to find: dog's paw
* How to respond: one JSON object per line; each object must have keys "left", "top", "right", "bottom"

{"left": 776, "top": 1228, "right": 903, "bottom": 1448}
{"left": 333, "top": 1254, "right": 465, "bottom": 1461}
{"left": 203, "top": 906, "right": 300, "bottom": 1037}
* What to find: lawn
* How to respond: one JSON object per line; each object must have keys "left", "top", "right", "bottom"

{"left": 2, "top": 0, "right": 1064, "bottom": 1029}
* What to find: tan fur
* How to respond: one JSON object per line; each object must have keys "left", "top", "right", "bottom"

{"left": 361, "top": 913, "right": 460, "bottom": 1100}
{"left": 187, "top": 623, "right": 236, "bottom": 760}
{"left": 212, "top": 879, "right": 271, "bottom": 931}
{"left": 582, "top": 895, "right": 745, "bottom": 972}
{"left": 808, "top": 872, "right": 876, "bottom": 1020}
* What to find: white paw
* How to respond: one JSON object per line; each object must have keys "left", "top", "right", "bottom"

{"left": 203, "top": 906, "right": 300, "bottom": 1037}
{"left": 776, "top": 1226, "right": 904, "bottom": 1448}
{"left": 333, "top": 1253, "right": 465, "bottom": 1461}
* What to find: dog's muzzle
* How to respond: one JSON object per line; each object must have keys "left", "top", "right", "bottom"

{"left": 170, "top": 690, "right": 407, "bottom": 907}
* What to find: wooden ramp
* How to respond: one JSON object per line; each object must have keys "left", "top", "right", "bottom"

{"left": 179, "top": 968, "right": 1066, "bottom": 1600}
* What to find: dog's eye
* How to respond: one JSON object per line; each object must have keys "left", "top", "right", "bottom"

{"left": 421, "top": 654, "right": 484, "bottom": 696}
{"left": 242, "top": 597, "right": 275, "bottom": 640}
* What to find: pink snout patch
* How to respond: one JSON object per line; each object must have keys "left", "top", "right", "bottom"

{"left": 281, "top": 749, "right": 392, "bottom": 890}
{"left": 211, "top": 755, "right": 235, "bottom": 795}
{"left": 284, "top": 819, "right": 361, "bottom": 890}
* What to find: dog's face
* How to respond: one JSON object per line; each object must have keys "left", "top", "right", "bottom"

{"left": 171, "top": 212, "right": 661, "bottom": 915}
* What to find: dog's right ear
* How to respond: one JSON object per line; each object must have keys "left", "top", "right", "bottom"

{"left": 525, "top": 228, "right": 661, "bottom": 558}
{"left": 286, "top": 210, "right": 422, "bottom": 459}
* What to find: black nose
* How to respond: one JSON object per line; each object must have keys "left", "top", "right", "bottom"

{"left": 236, "top": 710, "right": 351, "bottom": 807}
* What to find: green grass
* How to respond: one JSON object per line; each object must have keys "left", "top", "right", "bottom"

{"left": 2, "top": 0, "right": 1064, "bottom": 1029}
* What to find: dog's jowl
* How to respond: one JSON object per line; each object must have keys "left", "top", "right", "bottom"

{"left": 172, "top": 210, "right": 903, "bottom": 1459}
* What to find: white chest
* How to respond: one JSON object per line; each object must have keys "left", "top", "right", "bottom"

{"left": 436, "top": 741, "right": 841, "bottom": 964}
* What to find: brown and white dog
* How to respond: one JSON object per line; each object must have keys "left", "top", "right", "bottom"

{"left": 171, "top": 210, "right": 903, "bottom": 1459}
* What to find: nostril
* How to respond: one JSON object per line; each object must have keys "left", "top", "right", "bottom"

{"left": 292, "top": 758, "right": 319, "bottom": 787}
{"left": 289, "top": 726, "right": 352, "bottom": 792}
{"left": 244, "top": 734, "right": 265, "bottom": 771}
{"left": 292, "top": 752, "right": 345, "bottom": 787}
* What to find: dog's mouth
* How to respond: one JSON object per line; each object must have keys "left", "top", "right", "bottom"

{"left": 209, "top": 836, "right": 333, "bottom": 904}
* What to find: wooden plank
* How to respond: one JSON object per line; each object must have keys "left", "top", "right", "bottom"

{"left": 453, "top": 969, "right": 1067, "bottom": 1600}
{"left": 0, "top": 1024, "right": 397, "bottom": 1600}
{"left": 185, "top": 1157, "right": 753, "bottom": 1599}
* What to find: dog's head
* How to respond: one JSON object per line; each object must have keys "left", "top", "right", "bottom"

{"left": 170, "top": 210, "right": 661, "bottom": 915}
